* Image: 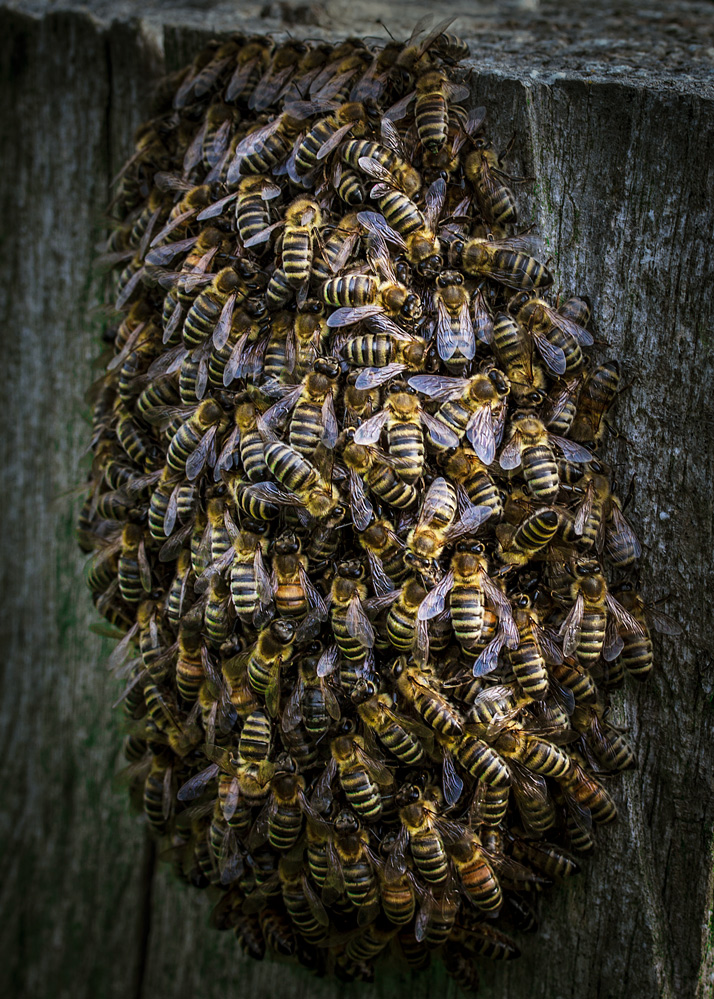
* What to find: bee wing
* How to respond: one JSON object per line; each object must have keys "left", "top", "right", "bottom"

{"left": 383, "top": 91, "right": 416, "bottom": 123}
{"left": 574, "top": 480, "right": 596, "bottom": 536}
{"left": 446, "top": 503, "right": 493, "bottom": 541}
{"left": 182, "top": 122, "right": 207, "bottom": 174}
{"left": 385, "top": 825, "right": 409, "bottom": 882}
{"left": 212, "top": 292, "right": 237, "bottom": 350}
{"left": 532, "top": 328, "right": 566, "bottom": 376}
{"left": 353, "top": 409, "right": 390, "bottom": 445}
{"left": 163, "top": 300, "right": 184, "bottom": 344}
{"left": 417, "top": 476, "right": 451, "bottom": 529}
{"left": 542, "top": 377, "right": 581, "bottom": 427}
{"left": 314, "top": 119, "right": 358, "bottom": 161}
{"left": 163, "top": 484, "right": 180, "bottom": 538}
{"left": 367, "top": 550, "right": 395, "bottom": 597}
{"left": 329, "top": 230, "right": 359, "bottom": 274}
{"left": 549, "top": 307, "right": 594, "bottom": 347}
{"left": 466, "top": 404, "right": 496, "bottom": 466}
{"left": 348, "top": 468, "right": 374, "bottom": 532}
{"left": 317, "top": 643, "right": 340, "bottom": 678}
{"left": 605, "top": 504, "right": 642, "bottom": 564}
{"left": 424, "top": 177, "right": 446, "bottom": 232}
{"left": 282, "top": 675, "right": 304, "bottom": 733}
{"left": 499, "top": 433, "right": 523, "bottom": 470}
{"left": 408, "top": 373, "right": 466, "bottom": 401}
{"left": 605, "top": 593, "right": 647, "bottom": 637}
{"left": 481, "top": 572, "right": 518, "bottom": 645}
{"left": 196, "top": 547, "right": 235, "bottom": 595}
{"left": 149, "top": 214, "right": 199, "bottom": 250}
{"left": 559, "top": 591, "right": 584, "bottom": 657}
{"left": 261, "top": 384, "right": 304, "bottom": 431}
{"left": 551, "top": 435, "right": 593, "bottom": 464}
{"left": 327, "top": 304, "right": 386, "bottom": 328}
{"left": 417, "top": 570, "right": 454, "bottom": 621}
{"left": 367, "top": 231, "right": 399, "bottom": 283}
{"left": 354, "top": 743, "right": 393, "bottom": 786}
{"left": 421, "top": 409, "right": 460, "bottom": 449}
{"left": 472, "top": 632, "right": 507, "bottom": 677}
{"left": 356, "top": 209, "right": 407, "bottom": 250}
{"left": 114, "top": 267, "right": 145, "bottom": 310}
{"left": 177, "top": 763, "right": 220, "bottom": 802}
{"left": 246, "top": 481, "right": 304, "bottom": 508}
{"left": 346, "top": 592, "right": 376, "bottom": 648}
{"left": 456, "top": 297, "right": 476, "bottom": 360}
{"left": 158, "top": 523, "right": 192, "bottom": 563}
{"left": 354, "top": 363, "right": 408, "bottom": 389}
{"left": 226, "top": 55, "right": 262, "bottom": 102}
{"left": 647, "top": 606, "right": 682, "bottom": 636}
{"left": 299, "top": 565, "right": 329, "bottom": 621}
{"left": 533, "top": 623, "right": 564, "bottom": 665}
{"left": 442, "top": 749, "right": 464, "bottom": 806}
{"left": 436, "top": 296, "right": 458, "bottom": 362}
{"left": 185, "top": 425, "right": 218, "bottom": 481}
{"left": 137, "top": 539, "right": 152, "bottom": 593}
{"left": 197, "top": 192, "right": 238, "bottom": 222}
{"left": 226, "top": 119, "right": 284, "bottom": 184}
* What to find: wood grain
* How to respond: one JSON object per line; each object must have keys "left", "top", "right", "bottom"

{"left": 1, "top": 6, "right": 712, "bottom": 999}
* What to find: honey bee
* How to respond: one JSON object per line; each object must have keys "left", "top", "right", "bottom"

{"left": 389, "top": 787, "right": 458, "bottom": 886}
{"left": 283, "top": 644, "right": 341, "bottom": 740}
{"left": 341, "top": 135, "right": 421, "bottom": 199}
{"left": 341, "top": 429, "right": 418, "bottom": 524}
{"left": 405, "top": 475, "right": 494, "bottom": 584}
{"left": 269, "top": 531, "right": 328, "bottom": 624}
{"left": 352, "top": 679, "right": 427, "bottom": 765}
{"left": 569, "top": 360, "right": 621, "bottom": 445}
{"left": 326, "top": 735, "right": 393, "bottom": 822}
{"left": 261, "top": 440, "right": 339, "bottom": 518}
{"left": 353, "top": 381, "right": 458, "bottom": 482}
{"left": 570, "top": 471, "right": 640, "bottom": 565}
{"left": 499, "top": 410, "right": 592, "bottom": 502}
{"left": 608, "top": 585, "right": 681, "bottom": 680}
{"left": 388, "top": 657, "right": 463, "bottom": 738}
{"left": 413, "top": 69, "right": 469, "bottom": 152}
{"left": 163, "top": 399, "right": 224, "bottom": 480}
{"left": 450, "top": 233, "right": 553, "bottom": 291}
{"left": 442, "top": 445, "right": 505, "bottom": 522}
{"left": 293, "top": 101, "right": 378, "bottom": 177}
{"left": 233, "top": 175, "right": 281, "bottom": 249}
{"left": 356, "top": 176, "right": 444, "bottom": 278}
{"left": 385, "top": 577, "right": 429, "bottom": 661}
{"left": 516, "top": 296, "right": 594, "bottom": 376}
{"left": 325, "top": 559, "right": 396, "bottom": 669}
{"left": 226, "top": 108, "right": 312, "bottom": 182}
{"left": 571, "top": 704, "right": 634, "bottom": 773}
{"left": 410, "top": 365, "right": 511, "bottom": 465}
{"left": 324, "top": 235, "right": 422, "bottom": 325}
{"left": 249, "top": 40, "right": 309, "bottom": 112}
{"left": 260, "top": 357, "right": 339, "bottom": 457}
{"left": 225, "top": 38, "right": 273, "bottom": 103}
{"left": 464, "top": 136, "right": 519, "bottom": 226}
{"left": 339, "top": 316, "right": 430, "bottom": 389}
{"left": 247, "top": 618, "right": 297, "bottom": 717}
{"left": 559, "top": 565, "right": 646, "bottom": 667}
{"left": 357, "top": 516, "right": 408, "bottom": 595}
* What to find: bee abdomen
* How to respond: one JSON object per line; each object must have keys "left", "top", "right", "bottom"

{"left": 619, "top": 633, "right": 653, "bottom": 679}
{"left": 239, "top": 709, "right": 271, "bottom": 762}
{"left": 416, "top": 94, "right": 448, "bottom": 152}
{"left": 456, "top": 737, "right": 511, "bottom": 786}
{"left": 523, "top": 445, "right": 559, "bottom": 502}
{"left": 283, "top": 230, "right": 312, "bottom": 285}
{"left": 576, "top": 609, "right": 607, "bottom": 663}
{"left": 387, "top": 422, "right": 423, "bottom": 483}
{"left": 410, "top": 831, "right": 448, "bottom": 883}
{"left": 367, "top": 464, "right": 417, "bottom": 508}
{"left": 340, "top": 769, "right": 382, "bottom": 820}
{"left": 378, "top": 722, "right": 424, "bottom": 764}
{"left": 379, "top": 190, "right": 423, "bottom": 235}
{"left": 450, "top": 584, "right": 485, "bottom": 649}
{"left": 322, "top": 274, "right": 377, "bottom": 307}
{"left": 520, "top": 738, "right": 571, "bottom": 778}
{"left": 269, "top": 807, "right": 302, "bottom": 850}
{"left": 510, "top": 640, "right": 549, "bottom": 699}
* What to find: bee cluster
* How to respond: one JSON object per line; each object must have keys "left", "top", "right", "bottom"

{"left": 80, "top": 19, "right": 680, "bottom": 992}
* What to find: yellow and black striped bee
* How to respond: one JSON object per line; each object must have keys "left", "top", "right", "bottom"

{"left": 326, "top": 734, "right": 393, "bottom": 823}
{"left": 499, "top": 410, "right": 592, "bottom": 502}
{"left": 559, "top": 564, "right": 646, "bottom": 667}
{"left": 356, "top": 176, "right": 444, "bottom": 278}
{"left": 414, "top": 69, "right": 469, "bottom": 152}
{"left": 247, "top": 617, "right": 297, "bottom": 717}
{"left": 570, "top": 359, "right": 621, "bottom": 445}
{"left": 450, "top": 233, "right": 553, "bottom": 291}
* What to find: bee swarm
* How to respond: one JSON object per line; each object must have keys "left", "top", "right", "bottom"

{"left": 81, "top": 22, "right": 679, "bottom": 992}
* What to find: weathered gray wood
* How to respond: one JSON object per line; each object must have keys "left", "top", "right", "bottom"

{"left": 1, "top": 4, "right": 713, "bottom": 999}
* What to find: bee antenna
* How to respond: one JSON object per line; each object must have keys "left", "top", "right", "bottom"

{"left": 377, "top": 19, "right": 396, "bottom": 41}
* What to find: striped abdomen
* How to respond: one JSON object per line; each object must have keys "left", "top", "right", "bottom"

{"left": 376, "top": 719, "right": 424, "bottom": 764}
{"left": 339, "top": 766, "right": 382, "bottom": 820}
{"left": 576, "top": 607, "right": 607, "bottom": 664}
{"left": 450, "top": 582, "right": 485, "bottom": 650}
{"left": 519, "top": 737, "right": 571, "bottom": 778}
{"left": 230, "top": 557, "right": 259, "bottom": 618}
{"left": 410, "top": 830, "right": 448, "bottom": 884}
{"left": 322, "top": 274, "right": 376, "bottom": 307}
{"left": 456, "top": 736, "right": 510, "bottom": 786}
{"left": 332, "top": 608, "right": 368, "bottom": 662}
{"left": 268, "top": 803, "right": 302, "bottom": 850}
{"left": 342, "top": 859, "right": 378, "bottom": 906}
{"left": 387, "top": 419, "right": 423, "bottom": 483}
{"left": 236, "top": 191, "right": 271, "bottom": 246}
{"left": 522, "top": 444, "right": 559, "bottom": 502}
{"left": 619, "top": 629, "right": 653, "bottom": 679}
{"left": 366, "top": 463, "right": 417, "bottom": 508}
{"left": 283, "top": 227, "right": 313, "bottom": 286}
{"left": 416, "top": 92, "right": 448, "bottom": 151}
{"left": 290, "top": 400, "right": 325, "bottom": 457}
{"left": 378, "top": 189, "right": 424, "bottom": 236}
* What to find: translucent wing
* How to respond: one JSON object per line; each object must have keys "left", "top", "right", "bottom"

{"left": 421, "top": 409, "right": 460, "bottom": 450}
{"left": 327, "top": 304, "right": 386, "bottom": 328}
{"left": 559, "top": 592, "right": 584, "bottom": 657}
{"left": 532, "top": 329, "right": 567, "bottom": 376}
{"left": 605, "top": 593, "right": 647, "bottom": 637}
{"left": 424, "top": 177, "right": 446, "bottom": 231}
{"left": 356, "top": 209, "right": 407, "bottom": 250}
{"left": 466, "top": 404, "right": 496, "bottom": 466}
{"left": 346, "top": 593, "right": 376, "bottom": 648}
{"left": 499, "top": 433, "right": 523, "bottom": 470}
{"left": 212, "top": 292, "right": 237, "bottom": 350}
{"left": 417, "top": 570, "right": 454, "bottom": 621}
{"left": 348, "top": 468, "right": 374, "bottom": 532}
{"left": 408, "top": 373, "right": 467, "bottom": 401}
{"left": 317, "top": 644, "right": 340, "bottom": 678}
{"left": 354, "top": 363, "right": 408, "bottom": 389}
{"left": 177, "top": 763, "right": 219, "bottom": 802}
{"left": 550, "top": 435, "right": 592, "bottom": 464}
{"left": 353, "top": 409, "right": 390, "bottom": 445}
{"left": 574, "top": 480, "right": 596, "bottom": 536}
{"left": 442, "top": 749, "right": 464, "bottom": 806}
